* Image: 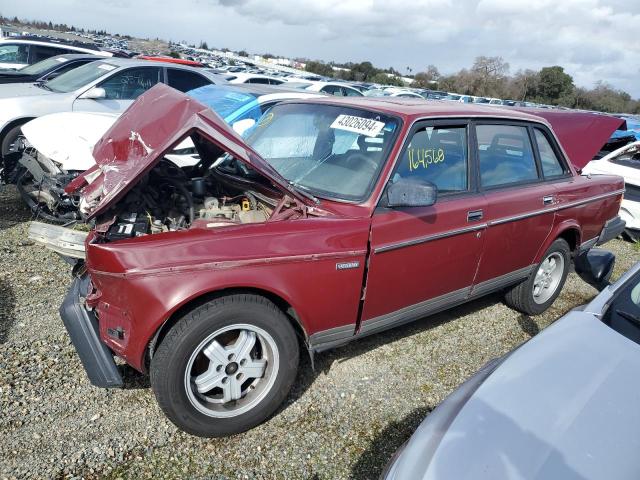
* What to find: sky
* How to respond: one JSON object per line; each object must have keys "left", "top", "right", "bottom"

{"left": 1, "top": 0, "right": 639, "bottom": 96}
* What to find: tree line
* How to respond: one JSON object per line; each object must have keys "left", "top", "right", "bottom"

{"left": 306, "top": 56, "right": 639, "bottom": 114}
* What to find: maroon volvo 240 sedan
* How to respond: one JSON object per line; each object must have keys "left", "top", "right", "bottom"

{"left": 54, "top": 84, "right": 625, "bottom": 436}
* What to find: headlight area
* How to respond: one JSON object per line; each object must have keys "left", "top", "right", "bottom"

{"left": 380, "top": 356, "right": 507, "bottom": 479}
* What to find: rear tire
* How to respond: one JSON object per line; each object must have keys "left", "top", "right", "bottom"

{"left": 150, "top": 294, "right": 299, "bottom": 437}
{"left": 504, "top": 238, "right": 570, "bottom": 316}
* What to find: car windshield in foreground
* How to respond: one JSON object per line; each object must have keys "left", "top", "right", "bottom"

{"left": 46, "top": 61, "right": 116, "bottom": 93}
{"left": 20, "top": 56, "right": 68, "bottom": 76}
{"left": 186, "top": 85, "right": 259, "bottom": 123}
{"left": 243, "top": 103, "right": 400, "bottom": 202}
{"left": 604, "top": 271, "right": 640, "bottom": 346}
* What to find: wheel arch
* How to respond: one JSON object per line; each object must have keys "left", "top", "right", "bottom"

{"left": 0, "top": 117, "right": 35, "bottom": 154}
{"left": 146, "top": 286, "right": 309, "bottom": 370}
{"left": 534, "top": 221, "right": 582, "bottom": 264}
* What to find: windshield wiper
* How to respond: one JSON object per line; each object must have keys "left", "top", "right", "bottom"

{"left": 287, "top": 181, "right": 320, "bottom": 205}
{"left": 616, "top": 309, "right": 640, "bottom": 327}
{"left": 34, "top": 82, "right": 52, "bottom": 91}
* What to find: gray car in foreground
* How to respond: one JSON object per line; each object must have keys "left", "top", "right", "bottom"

{"left": 383, "top": 251, "right": 640, "bottom": 480}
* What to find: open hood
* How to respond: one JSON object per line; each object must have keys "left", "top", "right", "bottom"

{"left": 66, "top": 83, "right": 307, "bottom": 219}
{"left": 522, "top": 109, "right": 625, "bottom": 170}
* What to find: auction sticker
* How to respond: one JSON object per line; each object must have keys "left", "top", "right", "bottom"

{"left": 330, "top": 115, "right": 385, "bottom": 137}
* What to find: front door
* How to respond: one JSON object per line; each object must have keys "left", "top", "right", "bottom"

{"left": 361, "top": 121, "right": 486, "bottom": 335}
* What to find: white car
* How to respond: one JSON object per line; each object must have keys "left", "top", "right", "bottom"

{"left": 364, "top": 88, "right": 424, "bottom": 99}
{"left": 225, "top": 72, "right": 284, "bottom": 85}
{"left": 302, "top": 81, "right": 363, "bottom": 97}
{"left": 0, "top": 36, "right": 111, "bottom": 70}
{"left": 584, "top": 141, "right": 640, "bottom": 239}
{"left": 0, "top": 58, "right": 223, "bottom": 182}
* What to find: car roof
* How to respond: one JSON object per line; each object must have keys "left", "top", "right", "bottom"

{"left": 0, "top": 37, "right": 110, "bottom": 55}
{"left": 50, "top": 53, "right": 104, "bottom": 61}
{"left": 284, "top": 96, "right": 546, "bottom": 124}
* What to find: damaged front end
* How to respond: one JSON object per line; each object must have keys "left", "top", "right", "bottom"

{"left": 34, "top": 84, "right": 315, "bottom": 255}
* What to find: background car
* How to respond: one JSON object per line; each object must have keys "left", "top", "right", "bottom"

{"left": 0, "top": 57, "right": 224, "bottom": 183}
{"left": 301, "top": 81, "right": 363, "bottom": 97}
{"left": 225, "top": 72, "right": 285, "bottom": 85}
{"left": 0, "top": 35, "right": 111, "bottom": 70}
{"left": 0, "top": 53, "right": 101, "bottom": 84}
{"left": 382, "top": 252, "right": 640, "bottom": 480}
{"left": 584, "top": 141, "right": 640, "bottom": 240}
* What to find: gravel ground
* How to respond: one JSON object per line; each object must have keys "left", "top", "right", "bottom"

{"left": 1, "top": 183, "right": 639, "bottom": 479}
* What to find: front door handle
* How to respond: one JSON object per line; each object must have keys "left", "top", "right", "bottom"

{"left": 467, "top": 209, "right": 484, "bottom": 222}
{"left": 543, "top": 195, "right": 555, "bottom": 205}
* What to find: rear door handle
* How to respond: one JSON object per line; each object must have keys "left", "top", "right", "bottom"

{"left": 543, "top": 195, "right": 555, "bottom": 205}
{"left": 467, "top": 209, "right": 484, "bottom": 222}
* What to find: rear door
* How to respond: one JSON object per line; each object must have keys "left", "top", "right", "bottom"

{"left": 472, "top": 122, "right": 556, "bottom": 290}
{"left": 361, "top": 120, "right": 487, "bottom": 334}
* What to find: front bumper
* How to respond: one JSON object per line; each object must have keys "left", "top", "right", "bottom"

{"left": 59, "top": 275, "right": 123, "bottom": 388}
{"left": 597, "top": 215, "right": 626, "bottom": 246}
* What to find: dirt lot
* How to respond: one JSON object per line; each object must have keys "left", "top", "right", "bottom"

{"left": 1, "top": 184, "right": 638, "bottom": 479}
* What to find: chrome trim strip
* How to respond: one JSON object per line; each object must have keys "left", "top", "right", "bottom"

{"left": 374, "top": 189, "right": 624, "bottom": 254}
{"left": 556, "top": 189, "right": 625, "bottom": 211}
{"left": 488, "top": 207, "right": 555, "bottom": 226}
{"left": 374, "top": 223, "right": 487, "bottom": 254}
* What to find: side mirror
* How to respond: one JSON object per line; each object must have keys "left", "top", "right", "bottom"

{"left": 232, "top": 118, "right": 256, "bottom": 136}
{"left": 386, "top": 177, "right": 437, "bottom": 208}
{"left": 79, "top": 87, "right": 106, "bottom": 100}
{"left": 575, "top": 249, "right": 615, "bottom": 291}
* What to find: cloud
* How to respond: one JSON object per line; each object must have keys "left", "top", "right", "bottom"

{"left": 2, "top": 0, "right": 640, "bottom": 96}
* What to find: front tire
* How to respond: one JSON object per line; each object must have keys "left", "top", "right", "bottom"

{"left": 150, "top": 294, "right": 299, "bottom": 437}
{"left": 504, "top": 238, "right": 571, "bottom": 316}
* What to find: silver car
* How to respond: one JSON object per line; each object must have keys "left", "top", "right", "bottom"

{"left": 383, "top": 250, "right": 640, "bottom": 480}
{"left": 0, "top": 58, "right": 223, "bottom": 182}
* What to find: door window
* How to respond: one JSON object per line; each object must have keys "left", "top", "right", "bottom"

{"left": 392, "top": 125, "right": 468, "bottom": 194}
{"left": 31, "top": 45, "right": 68, "bottom": 63}
{"left": 0, "top": 43, "right": 29, "bottom": 65}
{"left": 534, "top": 129, "right": 566, "bottom": 178}
{"left": 343, "top": 87, "right": 363, "bottom": 97}
{"left": 167, "top": 68, "right": 210, "bottom": 92}
{"left": 477, "top": 124, "right": 538, "bottom": 188}
{"left": 321, "top": 85, "right": 344, "bottom": 96}
{"left": 99, "top": 67, "right": 161, "bottom": 100}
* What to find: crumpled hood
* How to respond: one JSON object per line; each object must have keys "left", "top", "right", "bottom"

{"left": 392, "top": 313, "right": 640, "bottom": 480}
{"left": 522, "top": 109, "right": 625, "bottom": 170}
{"left": 66, "top": 83, "right": 306, "bottom": 219}
{"left": 22, "top": 112, "right": 120, "bottom": 171}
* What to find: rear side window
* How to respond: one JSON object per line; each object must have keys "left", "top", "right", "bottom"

{"left": 31, "top": 45, "right": 68, "bottom": 63}
{"left": 534, "top": 129, "right": 565, "bottom": 177}
{"left": 477, "top": 124, "right": 538, "bottom": 188}
{"left": 393, "top": 126, "right": 468, "bottom": 194}
{"left": 167, "top": 68, "right": 210, "bottom": 92}
{"left": 321, "top": 85, "right": 344, "bottom": 96}
{"left": 99, "top": 67, "right": 161, "bottom": 100}
{"left": 343, "top": 87, "right": 362, "bottom": 97}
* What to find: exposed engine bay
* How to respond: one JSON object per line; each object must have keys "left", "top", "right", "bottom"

{"left": 97, "top": 158, "right": 285, "bottom": 243}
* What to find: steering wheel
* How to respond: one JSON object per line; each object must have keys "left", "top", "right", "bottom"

{"left": 346, "top": 152, "right": 378, "bottom": 171}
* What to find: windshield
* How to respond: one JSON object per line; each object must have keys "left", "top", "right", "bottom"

{"left": 243, "top": 103, "right": 400, "bottom": 202}
{"left": 186, "top": 85, "right": 260, "bottom": 123}
{"left": 20, "top": 56, "right": 68, "bottom": 76}
{"left": 46, "top": 61, "right": 116, "bottom": 93}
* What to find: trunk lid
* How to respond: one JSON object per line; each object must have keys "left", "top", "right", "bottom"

{"left": 524, "top": 109, "right": 625, "bottom": 170}
{"left": 66, "top": 83, "right": 307, "bottom": 219}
